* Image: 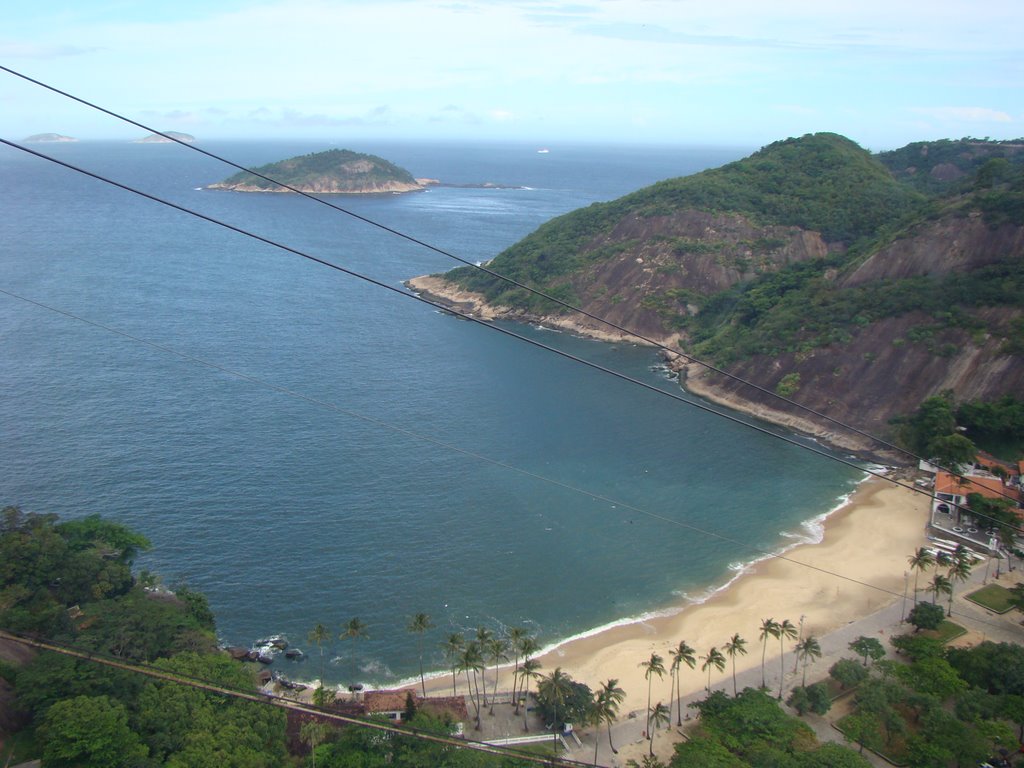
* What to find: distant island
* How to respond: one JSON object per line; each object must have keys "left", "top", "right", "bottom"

{"left": 23, "top": 133, "right": 77, "bottom": 143}
{"left": 135, "top": 131, "right": 196, "bottom": 144}
{"left": 209, "top": 147, "right": 525, "bottom": 195}
{"left": 209, "top": 148, "right": 425, "bottom": 194}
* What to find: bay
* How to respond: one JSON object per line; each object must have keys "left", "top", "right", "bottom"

{"left": 0, "top": 139, "right": 862, "bottom": 686}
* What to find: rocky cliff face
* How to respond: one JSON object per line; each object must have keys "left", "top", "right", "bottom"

{"left": 841, "top": 214, "right": 1024, "bottom": 287}
{"left": 416, "top": 209, "right": 1023, "bottom": 459}
{"left": 559, "top": 209, "right": 833, "bottom": 340}
{"left": 680, "top": 308, "right": 1024, "bottom": 455}
{"left": 419, "top": 135, "right": 1023, "bottom": 458}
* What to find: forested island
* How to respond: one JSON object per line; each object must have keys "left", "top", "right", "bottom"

{"left": 411, "top": 134, "right": 1024, "bottom": 458}
{"left": 209, "top": 148, "right": 426, "bottom": 194}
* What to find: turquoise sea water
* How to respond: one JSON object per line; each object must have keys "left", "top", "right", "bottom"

{"left": 0, "top": 139, "right": 863, "bottom": 686}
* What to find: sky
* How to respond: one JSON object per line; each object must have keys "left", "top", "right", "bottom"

{"left": 0, "top": 0, "right": 1021, "bottom": 150}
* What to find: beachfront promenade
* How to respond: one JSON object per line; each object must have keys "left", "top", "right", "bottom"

{"left": 561, "top": 559, "right": 1024, "bottom": 767}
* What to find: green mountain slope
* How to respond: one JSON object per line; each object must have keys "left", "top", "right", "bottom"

{"left": 448, "top": 133, "right": 925, "bottom": 312}
{"left": 419, "top": 133, "right": 1024, "bottom": 451}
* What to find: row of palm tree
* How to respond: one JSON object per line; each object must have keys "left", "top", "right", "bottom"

{"left": 307, "top": 617, "right": 369, "bottom": 694}
{"left": 908, "top": 543, "right": 975, "bottom": 616}
{"left": 438, "top": 623, "right": 545, "bottom": 730}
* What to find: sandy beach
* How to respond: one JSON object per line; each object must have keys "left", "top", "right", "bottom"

{"left": 423, "top": 476, "right": 930, "bottom": 716}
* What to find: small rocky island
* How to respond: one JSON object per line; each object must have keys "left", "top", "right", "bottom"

{"left": 209, "top": 148, "right": 428, "bottom": 194}
{"left": 24, "top": 133, "right": 77, "bottom": 143}
{"left": 135, "top": 131, "right": 196, "bottom": 144}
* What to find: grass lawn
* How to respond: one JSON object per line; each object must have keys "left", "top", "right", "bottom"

{"left": 834, "top": 713, "right": 911, "bottom": 767}
{"left": 509, "top": 741, "right": 560, "bottom": 756}
{"left": 923, "top": 620, "right": 967, "bottom": 644}
{"left": 966, "top": 583, "right": 1018, "bottom": 613}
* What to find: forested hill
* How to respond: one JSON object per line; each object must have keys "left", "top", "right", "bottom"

{"left": 422, "top": 133, "right": 1024, "bottom": 453}
{"left": 210, "top": 148, "right": 423, "bottom": 194}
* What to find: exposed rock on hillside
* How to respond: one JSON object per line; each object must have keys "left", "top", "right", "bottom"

{"left": 413, "top": 133, "right": 1024, "bottom": 457}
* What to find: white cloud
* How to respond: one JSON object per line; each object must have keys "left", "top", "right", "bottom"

{"left": 0, "top": 40, "right": 97, "bottom": 58}
{"left": 2, "top": 0, "right": 1021, "bottom": 144}
{"left": 912, "top": 106, "right": 1013, "bottom": 123}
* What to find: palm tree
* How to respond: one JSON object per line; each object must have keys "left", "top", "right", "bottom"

{"left": 594, "top": 678, "right": 625, "bottom": 757}
{"left": 724, "top": 633, "right": 748, "bottom": 697}
{"left": 639, "top": 652, "right": 665, "bottom": 742}
{"left": 486, "top": 636, "right": 509, "bottom": 715}
{"left": 441, "top": 632, "right": 464, "bottom": 697}
{"left": 796, "top": 635, "right": 822, "bottom": 686}
{"left": 701, "top": 647, "right": 726, "bottom": 692}
{"left": 648, "top": 701, "right": 670, "bottom": 757}
{"left": 508, "top": 627, "right": 526, "bottom": 706}
{"left": 407, "top": 613, "right": 434, "bottom": 697}
{"left": 457, "top": 641, "right": 485, "bottom": 730}
{"left": 669, "top": 640, "right": 696, "bottom": 725}
{"left": 340, "top": 617, "right": 368, "bottom": 699}
{"left": 519, "top": 657, "right": 542, "bottom": 731}
{"left": 929, "top": 573, "right": 952, "bottom": 606}
{"left": 947, "top": 550, "right": 974, "bottom": 616}
{"left": 538, "top": 667, "right": 574, "bottom": 751}
{"left": 474, "top": 626, "right": 493, "bottom": 706}
{"left": 758, "top": 618, "right": 779, "bottom": 690}
{"left": 308, "top": 623, "right": 330, "bottom": 685}
{"left": 776, "top": 619, "right": 798, "bottom": 699}
{"left": 907, "top": 547, "right": 935, "bottom": 606}
{"left": 300, "top": 720, "right": 329, "bottom": 768}
{"left": 514, "top": 636, "right": 540, "bottom": 714}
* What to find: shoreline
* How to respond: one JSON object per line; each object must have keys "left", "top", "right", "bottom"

{"left": 405, "top": 274, "right": 884, "bottom": 456}
{"left": 415, "top": 475, "right": 929, "bottom": 713}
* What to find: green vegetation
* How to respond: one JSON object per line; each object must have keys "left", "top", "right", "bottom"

{"left": 965, "top": 584, "right": 1017, "bottom": 613}
{"left": 957, "top": 395, "right": 1024, "bottom": 458}
{"left": 907, "top": 602, "right": 945, "bottom": 632}
{"left": 0, "top": 508, "right": 285, "bottom": 766}
{"left": 1, "top": 509, "right": 541, "bottom": 768}
{"left": 894, "top": 393, "right": 1024, "bottom": 466}
{"left": 688, "top": 255, "right": 1024, "bottom": 366}
{"left": 830, "top": 639, "right": 1024, "bottom": 767}
{"left": 448, "top": 133, "right": 926, "bottom": 312}
{"left": 878, "top": 137, "right": 1024, "bottom": 196}
{"left": 215, "top": 148, "right": 418, "bottom": 192}
{"left": 436, "top": 133, "right": 1023, "bottom": 397}
{"left": 672, "top": 689, "right": 867, "bottom": 767}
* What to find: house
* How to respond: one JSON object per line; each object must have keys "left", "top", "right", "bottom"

{"left": 363, "top": 689, "right": 468, "bottom": 735}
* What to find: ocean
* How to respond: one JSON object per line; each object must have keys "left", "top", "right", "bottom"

{"left": 0, "top": 138, "right": 863, "bottom": 687}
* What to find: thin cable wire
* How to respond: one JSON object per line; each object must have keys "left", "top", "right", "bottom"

{"left": 1, "top": 285, "right": 959, "bottom": 598}
{"left": 0, "top": 629, "right": 593, "bottom": 768}
{"left": 9, "top": 63, "right": 1020, "bottom": 516}
{"left": 4, "top": 135, "right": 1021, "bottom": 541}
{"left": 0, "top": 62, "right": 955, "bottom": 470}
